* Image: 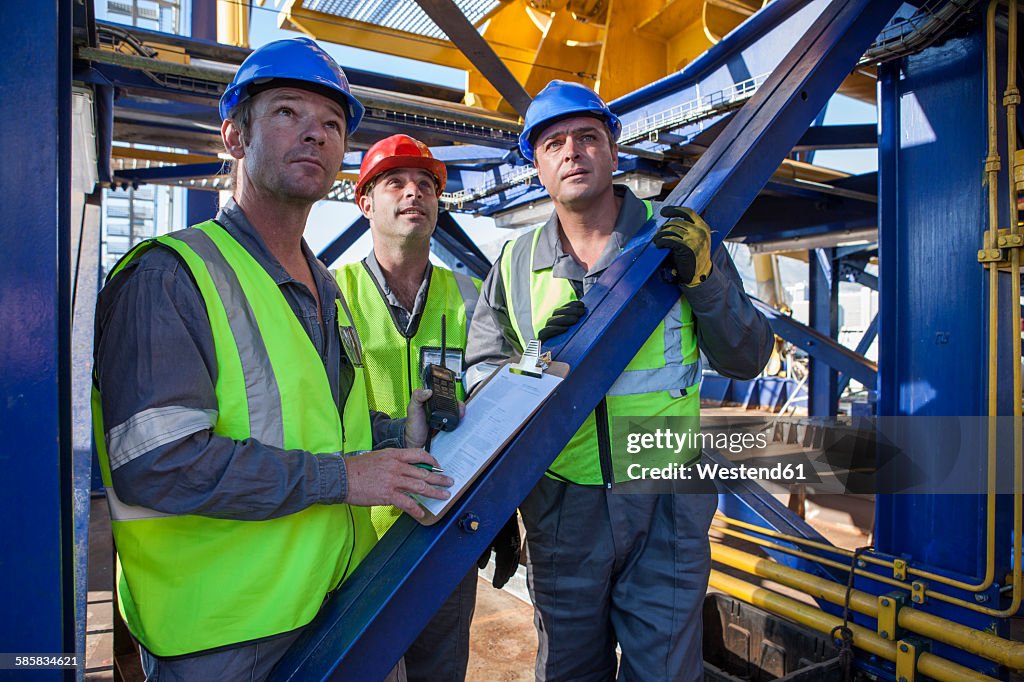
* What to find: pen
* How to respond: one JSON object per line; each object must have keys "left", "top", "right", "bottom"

{"left": 415, "top": 463, "right": 445, "bottom": 474}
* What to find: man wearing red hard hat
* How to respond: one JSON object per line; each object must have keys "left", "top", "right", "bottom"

{"left": 335, "top": 134, "right": 521, "bottom": 682}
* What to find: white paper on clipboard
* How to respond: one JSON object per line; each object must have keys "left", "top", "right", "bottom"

{"left": 415, "top": 363, "right": 564, "bottom": 519}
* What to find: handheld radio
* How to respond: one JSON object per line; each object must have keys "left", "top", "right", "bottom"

{"left": 421, "top": 314, "right": 460, "bottom": 431}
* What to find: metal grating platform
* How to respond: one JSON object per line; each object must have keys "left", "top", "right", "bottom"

{"left": 301, "top": 0, "right": 501, "bottom": 41}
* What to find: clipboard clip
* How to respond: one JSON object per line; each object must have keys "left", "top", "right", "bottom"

{"left": 511, "top": 340, "right": 546, "bottom": 378}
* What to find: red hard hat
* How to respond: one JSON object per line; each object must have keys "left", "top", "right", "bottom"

{"left": 355, "top": 134, "right": 447, "bottom": 197}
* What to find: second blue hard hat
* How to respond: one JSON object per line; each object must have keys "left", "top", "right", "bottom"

{"left": 219, "top": 37, "right": 365, "bottom": 134}
{"left": 518, "top": 80, "right": 621, "bottom": 162}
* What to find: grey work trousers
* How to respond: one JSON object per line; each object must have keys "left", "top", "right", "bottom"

{"left": 519, "top": 476, "right": 717, "bottom": 682}
{"left": 140, "top": 630, "right": 407, "bottom": 682}
{"left": 404, "top": 566, "right": 478, "bottom": 682}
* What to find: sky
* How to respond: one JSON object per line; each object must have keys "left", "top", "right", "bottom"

{"left": 233, "top": 3, "right": 879, "bottom": 265}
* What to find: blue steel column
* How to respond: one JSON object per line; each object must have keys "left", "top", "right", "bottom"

{"left": 873, "top": 31, "right": 1013, "bottom": 675}
{"left": 808, "top": 248, "right": 839, "bottom": 416}
{"left": 272, "top": 1, "right": 900, "bottom": 678}
{"left": 188, "top": 0, "right": 220, "bottom": 224}
{"left": 186, "top": 190, "right": 219, "bottom": 227}
{"left": 876, "top": 32, "right": 996, "bottom": 584}
{"left": 0, "top": 0, "right": 76, "bottom": 677}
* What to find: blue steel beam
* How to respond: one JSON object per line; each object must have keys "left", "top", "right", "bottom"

{"left": 112, "top": 162, "right": 225, "bottom": 185}
{"left": 86, "top": 63, "right": 220, "bottom": 107}
{"left": 793, "top": 123, "right": 877, "bottom": 151}
{"left": 317, "top": 216, "right": 370, "bottom": 267}
{"left": 187, "top": 0, "right": 220, "bottom": 241}
{"left": 711, "top": 448, "right": 846, "bottom": 590}
{"left": 737, "top": 218, "right": 877, "bottom": 246}
{"left": 433, "top": 212, "right": 491, "bottom": 279}
{"left": 0, "top": 0, "right": 76, "bottom": 677}
{"left": 809, "top": 248, "right": 840, "bottom": 416}
{"left": 752, "top": 298, "right": 877, "bottom": 388}
{"left": 96, "top": 20, "right": 466, "bottom": 103}
{"left": 836, "top": 311, "right": 878, "bottom": 397}
{"left": 837, "top": 255, "right": 878, "bottom": 290}
{"left": 272, "top": 1, "right": 900, "bottom": 678}
{"left": 679, "top": 117, "right": 877, "bottom": 156}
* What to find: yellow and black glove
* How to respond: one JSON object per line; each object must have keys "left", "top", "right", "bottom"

{"left": 654, "top": 205, "right": 713, "bottom": 287}
{"left": 537, "top": 300, "right": 586, "bottom": 342}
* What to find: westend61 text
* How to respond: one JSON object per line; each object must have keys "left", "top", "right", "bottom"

{"left": 627, "top": 461, "right": 806, "bottom": 482}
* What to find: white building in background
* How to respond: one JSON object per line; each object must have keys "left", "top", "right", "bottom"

{"left": 97, "top": 0, "right": 189, "bottom": 274}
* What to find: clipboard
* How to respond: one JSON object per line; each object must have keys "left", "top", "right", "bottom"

{"left": 413, "top": 346, "right": 569, "bottom": 525}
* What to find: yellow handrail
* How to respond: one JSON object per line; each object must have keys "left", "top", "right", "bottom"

{"left": 710, "top": 542, "right": 1024, "bottom": 669}
{"left": 707, "top": 570, "right": 997, "bottom": 682}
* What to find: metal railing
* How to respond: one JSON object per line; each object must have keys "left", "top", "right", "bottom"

{"left": 441, "top": 73, "right": 771, "bottom": 208}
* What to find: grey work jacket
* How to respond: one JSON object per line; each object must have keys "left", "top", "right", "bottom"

{"left": 465, "top": 185, "right": 774, "bottom": 389}
{"left": 93, "top": 199, "right": 403, "bottom": 521}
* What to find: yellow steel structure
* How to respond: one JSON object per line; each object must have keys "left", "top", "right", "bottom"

{"left": 218, "top": 0, "right": 250, "bottom": 47}
{"left": 278, "top": 0, "right": 763, "bottom": 113}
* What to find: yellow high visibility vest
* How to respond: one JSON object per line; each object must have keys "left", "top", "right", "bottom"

{"left": 92, "top": 220, "right": 375, "bottom": 656}
{"left": 335, "top": 261, "right": 479, "bottom": 534}
{"left": 498, "top": 202, "right": 701, "bottom": 485}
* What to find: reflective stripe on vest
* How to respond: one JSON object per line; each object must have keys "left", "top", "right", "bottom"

{"left": 105, "top": 405, "right": 218, "bottom": 470}
{"left": 93, "top": 220, "right": 375, "bottom": 656}
{"left": 498, "top": 201, "right": 701, "bottom": 485}
{"left": 335, "top": 262, "right": 479, "bottom": 535}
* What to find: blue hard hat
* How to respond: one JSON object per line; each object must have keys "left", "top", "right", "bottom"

{"left": 518, "top": 80, "right": 621, "bottom": 162}
{"left": 219, "top": 37, "right": 365, "bottom": 134}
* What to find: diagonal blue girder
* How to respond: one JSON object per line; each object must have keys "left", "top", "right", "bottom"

{"left": 836, "top": 311, "right": 879, "bottom": 396}
{"left": 317, "top": 216, "right": 370, "bottom": 268}
{"left": 752, "top": 298, "right": 878, "bottom": 388}
{"left": 433, "top": 212, "right": 492, "bottom": 279}
{"left": 271, "top": 0, "right": 900, "bottom": 678}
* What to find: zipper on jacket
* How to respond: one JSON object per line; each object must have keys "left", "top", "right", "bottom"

{"left": 595, "top": 398, "right": 614, "bottom": 489}
{"left": 406, "top": 337, "right": 413, "bottom": 404}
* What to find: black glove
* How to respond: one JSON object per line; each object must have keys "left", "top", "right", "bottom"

{"left": 654, "top": 205, "right": 713, "bottom": 287}
{"left": 537, "top": 300, "right": 586, "bottom": 342}
{"left": 477, "top": 514, "right": 522, "bottom": 589}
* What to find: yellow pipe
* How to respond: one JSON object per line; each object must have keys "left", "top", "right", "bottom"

{"left": 713, "top": 523, "right": 908, "bottom": 589}
{"left": 707, "top": 570, "right": 997, "bottom": 682}
{"left": 711, "top": 542, "right": 1024, "bottom": 670}
{"left": 975, "top": 0, "right": 1003, "bottom": 599}
{"left": 217, "top": 0, "right": 249, "bottom": 48}
{"left": 111, "top": 148, "right": 224, "bottom": 166}
{"left": 752, "top": 254, "right": 779, "bottom": 307}
{"left": 715, "top": 513, "right": 1003, "bottom": 591}
{"left": 1000, "top": 0, "right": 1024, "bottom": 620}
{"left": 713, "top": 523, "right": 1022, "bottom": 616}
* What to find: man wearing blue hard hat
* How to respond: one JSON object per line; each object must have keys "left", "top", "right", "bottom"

{"left": 93, "top": 37, "right": 451, "bottom": 681}
{"left": 466, "top": 80, "right": 773, "bottom": 680}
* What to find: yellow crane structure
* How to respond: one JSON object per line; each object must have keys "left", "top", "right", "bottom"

{"left": 278, "top": 0, "right": 770, "bottom": 112}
